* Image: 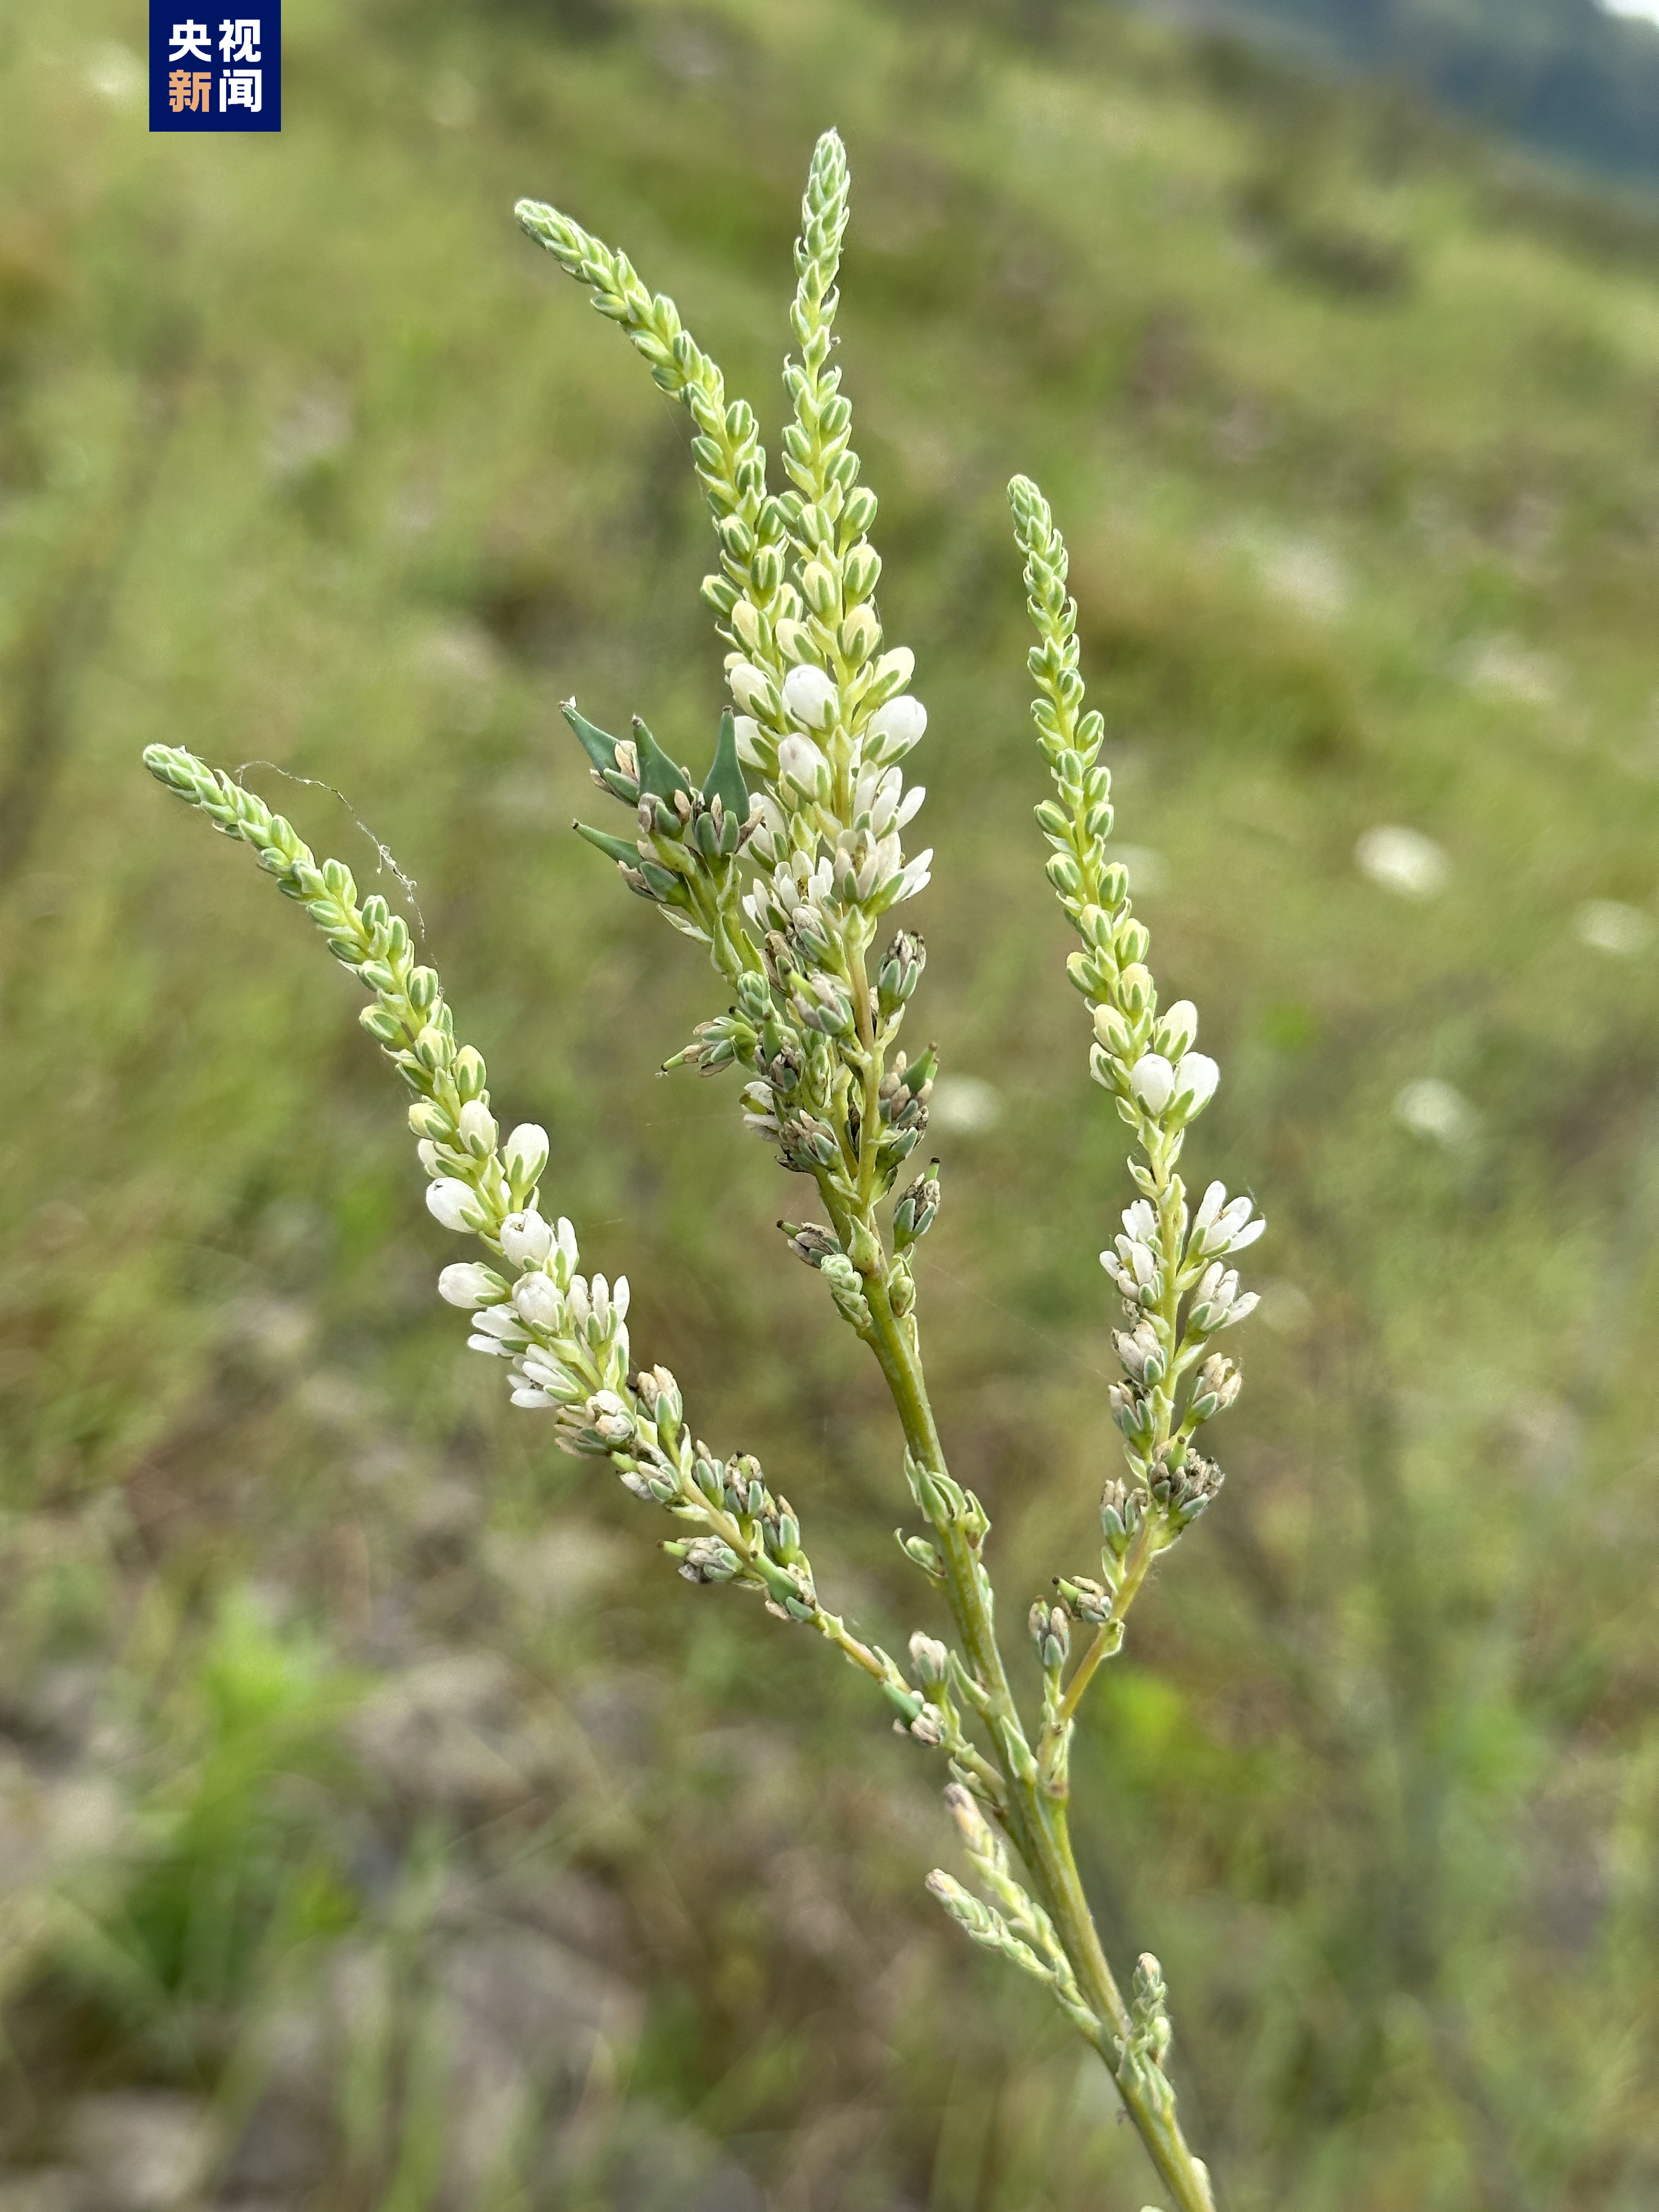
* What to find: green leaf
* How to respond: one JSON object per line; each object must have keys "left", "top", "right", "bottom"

{"left": 573, "top": 821, "right": 640, "bottom": 868}
{"left": 701, "top": 708, "right": 749, "bottom": 817}
{"left": 631, "top": 715, "right": 691, "bottom": 801}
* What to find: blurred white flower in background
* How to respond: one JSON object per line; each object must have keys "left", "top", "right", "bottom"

{"left": 1600, "top": 0, "right": 1659, "bottom": 29}
{"left": 1252, "top": 534, "right": 1351, "bottom": 623}
{"left": 929, "top": 1075, "right": 1003, "bottom": 1135}
{"left": 1256, "top": 1279, "right": 1314, "bottom": 1338}
{"left": 1107, "top": 845, "right": 1169, "bottom": 895}
{"left": 1355, "top": 825, "right": 1449, "bottom": 899}
{"left": 1462, "top": 634, "right": 1564, "bottom": 709}
{"left": 86, "top": 43, "right": 143, "bottom": 105}
{"left": 1395, "top": 1078, "right": 1479, "bottom": 1147}
{"left": 1573, "top": 900, "right": 1655, "bottom": 958}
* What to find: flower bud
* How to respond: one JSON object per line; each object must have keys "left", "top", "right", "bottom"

{"left": 512, "top": 1272, "right": 563, "bottom": 1330}
{"left": 732, "top": 714, "right": 765, "bottom": 766}
{"left": 504, "top": 1121, "right": 549, "bottom": 1187}
{"left": 1130, "top": 1053, "right": 1175, "bottom": 1115}
{"left": 777, "top": 731, "right": 832, "bottom": 802}
{"left": 1092, "top": 1002, "right": 1134, "bottom": 1057}
{"left": 909, "top": 1631, "right": 950, "bottom": 1689}
{"left": 500, "top": 1209, "right": 554, "bottom": 1267}
{"left": 727, "top": 659, "right": 774, "bottom": 716}
{"left": 1157, "top": 1001, "right": 1198, "bottom": 1059}
{"left": 840, "top": 603, "right": 881, "bottom": 662}
{"left": 867, "top": 695, "right": 926, "bottom": 751}
{"left": 437, "top": 1262, "right": 504, "bottom": 1308}
{"left": 1172, "top": 1052, "right": 1220, "bottom": 1117}
{"left": 425, "top": 1178, "right": 481, "bottom": 1233}
{"left": 458, "top": 1099, "right": 498, "bottom": 1156}
{"left": 871, "top": 645, "right": 914, "bottom": 695}
{"left": 782, "top": 662, "right": 839, "bottom": 731}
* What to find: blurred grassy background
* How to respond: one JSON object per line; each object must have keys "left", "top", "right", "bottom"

{"left": 2, "top": 1, "right": 1658, "bottom": 2208}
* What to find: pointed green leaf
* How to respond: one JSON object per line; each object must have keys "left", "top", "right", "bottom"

{"left": 631, "top": 715, "right": 691, "bottom": 802}
{"left": 574, "top": 820, "right": 640, "bottom": 869}
{"left": 562, "top": 700, "right": 624, "bottom": 776}
{"left": 702, "top": 708, "right": 749, "bottom": 817}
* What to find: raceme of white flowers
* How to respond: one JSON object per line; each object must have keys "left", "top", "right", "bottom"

{"left": 143, "top": 133, "right": 1257, "bottom": 2212}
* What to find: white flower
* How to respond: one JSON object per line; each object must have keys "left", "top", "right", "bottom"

{"left": 872, "top": 645, "right": 915, "bottom": 693}
{"left": 471, "top": 1305, "right": 525, "bottom": 1341}
{"left": 416, "top": 1140, "right": 440, "bottom": 1176}
{"left": 929, "top": 1075, "right": 1001, "bottom": 1135}
{"left": 504, "top": 1121, "right": 549, "bottom": 1184}
{"left": 437, "top": 1263, "right": 499, "bottom": 1308}
{"left": 612, "top": 1274, "right": 630, "bottom": 1320}
{"left": 1171, "top": 1052, "right": 1220, "bottom": 1116}
{"left": 1355, "top": 825, "right": 1448, "bottom": 900}
{"left": 867, "top": 695, "right": 926, "bottom": 751}
{"left": 426, "top": 1178, "right": 481, "bottom": 1232}
{"left": 777, "top": 732, "right": 831, "bottom": 802}
{"left": 457, "top": 1099, "right": 497, "bottom": 1154}
{"left": 509, "top": 1386, "right": 556, "bottom": 1410}
{"left": 727, "top": 659, "right": 774, "bottom": 715}
{"left": 1122, "top": 1200, "right": 1158, "bottom": 1243}
{"left": 1574, "top": 900, "right": 1654, "bottom": 958}
{"left": 512, "top": 1272, "right": 563, "bottom": 1330}
{"left": 733, "top": 714, "right": 765, "bottom": 767}
{"left": 894, "top": 849, "right": 932, "bottom": 900}
{"left": 1395, "top": 1078, "right": 1477, "bottom": 1147}
{"left": 782, "top": 662, "right": 839, "bottom": 731}
{"left": 555, "top": 1216, "right": 579, "bottom": 1268}
{"left": 1195, "top": 1190, "right": 1263, "bottom": 1256}
{"left": 500, "top": 1209, "right": 553, "bottom": 1267}
{"left": 467, "top": 1333, "right": 513, "bottom": 1356}
{"left": 1130, "top": 1053, "right": 1175, "bottom": 1114}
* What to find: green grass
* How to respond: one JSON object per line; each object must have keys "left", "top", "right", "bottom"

{"left": 2, "top": 1, "right": 1658, "bottom": 2206}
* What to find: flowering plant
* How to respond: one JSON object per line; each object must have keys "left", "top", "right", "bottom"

{"left": 143, "top": 131, "right": 1261, "bottom": 2212}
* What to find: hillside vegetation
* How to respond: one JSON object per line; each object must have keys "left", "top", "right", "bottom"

{"left": 1175, "top": 0, "right": 1659, "bottom": 190}
{"left": 1, "top": 2, "right": 1657, "bottom": 2208}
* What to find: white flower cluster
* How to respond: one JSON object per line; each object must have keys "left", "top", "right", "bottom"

{"left": 435, "top": 1201, "right": 633, "bottom": 1419}
{"left": 1100, "top": 1184, "right": 1262, "bottom": 1330}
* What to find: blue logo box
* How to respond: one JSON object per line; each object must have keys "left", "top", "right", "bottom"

{"left": 149, "top": 5, "right": 280, "bottom": 132}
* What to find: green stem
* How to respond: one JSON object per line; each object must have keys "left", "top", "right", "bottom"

{"left": 860, "top": 1274, "right": 1217, "bottom": 2212}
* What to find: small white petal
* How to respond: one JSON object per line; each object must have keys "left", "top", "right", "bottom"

{"left": 733, "top": 714, "right": 765, "bottom": 767}
{"left": 473, "top": 1306, "right": 525, "bottom": 1341}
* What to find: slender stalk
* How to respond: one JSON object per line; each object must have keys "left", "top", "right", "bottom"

{"left": 860, "top": 1262, "right": 1218, "bottom": 2212}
